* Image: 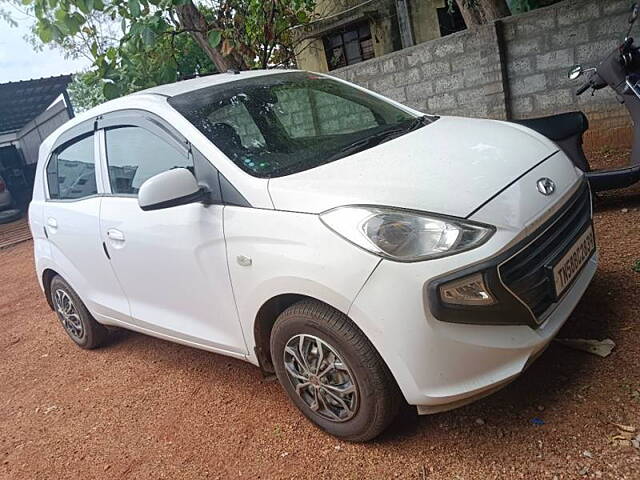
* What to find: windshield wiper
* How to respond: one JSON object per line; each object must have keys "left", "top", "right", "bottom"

{"left": 273, "top": 115, "right": 440, "bottom": 175}
{"left": 323, "top": 117, "right": 436, "bottom": 163}
{"left": 409, "top": 114, "right": 438, "bottom": 130}
{"left": 323, "top": 134, "right": 390, "bottom": 163}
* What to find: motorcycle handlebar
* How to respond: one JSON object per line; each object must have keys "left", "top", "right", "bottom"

{"left": 576, "top": 82, "right": 591, "bottom": 96}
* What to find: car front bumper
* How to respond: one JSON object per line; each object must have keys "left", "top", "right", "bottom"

{"left": 347, "top": 165, "right": 596, "bottom": 411}
{"left": 349, "top": 248, "right": 597, "bottom": 412}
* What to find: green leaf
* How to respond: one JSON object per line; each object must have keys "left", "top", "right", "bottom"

{"left": 207, "top": 30, "right": 221, "bottom": 49}
{"left": 141, "top": 26, "right": 156, "bottom": 46}
{"left": 103, "top": 82, "right": 121, "bottom": 100}
{"left": 129, "top": 21, "right": 142, "bottom": 36}
{"left": 129, "top": 0, "right": 141, "bottom": 18}
{"left": 76, "top": 0, "right": 89, "bottom": 14}
{"left": 54, "top": 8, "right": 66, "bottom": 22}
{"left": 93, "top": 0, "right": 104, "bottom": 10}
{"left": 37, "top": 23, "right": 54, "bottom": 43}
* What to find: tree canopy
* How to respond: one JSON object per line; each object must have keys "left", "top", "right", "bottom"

{"left": 19, "top": 0, "right": 315, "bottom": 102}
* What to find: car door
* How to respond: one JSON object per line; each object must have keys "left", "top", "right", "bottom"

{"left": 96, "top": 111, "right": 247, "bottom": 356}
{"left": 43, "top": 123, "right": 130, "bottom": 323}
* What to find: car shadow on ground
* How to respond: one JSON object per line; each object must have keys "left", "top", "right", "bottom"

{"left": 594, "top": 186, "right": 640, "bottom": 212}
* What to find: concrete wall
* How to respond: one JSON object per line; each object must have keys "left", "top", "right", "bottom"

{"left": 333, "top": 22, "right": 508, "bottom": 119}
{"left": 330, "top": 0, "right": 634, "bottom": 150}
{"left": 501, "top": 0, "right": 631, "bottom": 149}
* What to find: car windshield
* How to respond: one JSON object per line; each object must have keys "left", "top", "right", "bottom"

{"left": 168, "top": 72, "right": 436, "bottom": 178}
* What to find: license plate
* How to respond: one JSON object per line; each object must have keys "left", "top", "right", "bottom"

{"left": 551, "top": 225, "right": 596, "bottom": 298}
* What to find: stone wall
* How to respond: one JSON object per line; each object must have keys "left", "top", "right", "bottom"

{"left": 502, "top": 0, "right": 631, "bottom": 149}
{"left": 330, "top": 0, "right": 635, "bottom": 151}
{"left": 332, "top": 22, "right": 508, "bottom": 119}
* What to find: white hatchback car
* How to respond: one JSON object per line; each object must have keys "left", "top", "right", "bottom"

{"left": 30, "top": 70, "right": 597, "bottom": 441}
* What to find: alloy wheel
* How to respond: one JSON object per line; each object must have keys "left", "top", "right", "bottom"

{"left": 283, "top": 334, "right": 358, "bottom": 422}
{"left": 54, "top": 289, "right": 84, "bottom": 340}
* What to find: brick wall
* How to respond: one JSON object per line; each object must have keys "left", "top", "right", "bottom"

{"left": 331, "top": 0, "right": 635, "bottom": 151}
{"left": 333, "top": 23, "right": 508, "bottom": 119}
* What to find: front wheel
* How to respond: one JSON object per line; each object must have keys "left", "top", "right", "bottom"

{"left": 270, "top": 300, "right": 402, "bottom": 442}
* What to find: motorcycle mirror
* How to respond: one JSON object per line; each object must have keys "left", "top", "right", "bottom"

{"left": 568, "top": 65, "right": 583, "bottom": 80}
{"left": 630, "top": 3, "right": 639, "bottom": 24}
{"left": 625, "top": 3, "right": 638, "bottom": 40}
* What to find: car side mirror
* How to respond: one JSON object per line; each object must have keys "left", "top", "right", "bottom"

{"left": 138, "top": 168, "right": 204, "bottom": 211}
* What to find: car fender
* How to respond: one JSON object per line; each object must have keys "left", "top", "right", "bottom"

{"left": 223, "top": 206, "right": 382, "bottom": 365}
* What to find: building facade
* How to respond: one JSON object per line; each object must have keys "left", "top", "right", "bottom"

{"left": 294, "top": 0, "right": 465, "bottom": 73}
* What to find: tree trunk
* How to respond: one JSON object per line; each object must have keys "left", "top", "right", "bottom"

{"left": 456, "top": 0, "right": 511, "bottom": 28}
{"left": 174, "top": 1, "right": 247, "bottom": 71}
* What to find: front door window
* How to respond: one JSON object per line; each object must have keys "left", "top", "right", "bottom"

{"left": 105, "top": 126, "right": 192, "bottom": 195}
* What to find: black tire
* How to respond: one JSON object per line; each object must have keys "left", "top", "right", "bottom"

{"left": 270, "top": 300, "right": 402, "bottom": 442}
{"left": 50, "top": 275, "right": 108, "bottom": 349}
{"left": 0, "top": 208, "right": 21, "bottom": 224}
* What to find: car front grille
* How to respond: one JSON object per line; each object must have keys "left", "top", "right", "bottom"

{"left": 498, "top": 183, "right": 592, "bottom": 321}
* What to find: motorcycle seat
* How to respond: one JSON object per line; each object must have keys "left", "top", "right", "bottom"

{"left": 511, "top": 112, "right": 589, "bottom": 141}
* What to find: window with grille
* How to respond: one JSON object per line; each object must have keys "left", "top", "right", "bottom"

{"left": 437, "top": 4, "right": 466, "bottom": 37}
{"left": 323, "top": 22, "right": 375, "bottom": 71}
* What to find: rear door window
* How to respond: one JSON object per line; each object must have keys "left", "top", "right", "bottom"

{"left": 47, "top": 134, "right": 97, "bottom": 200}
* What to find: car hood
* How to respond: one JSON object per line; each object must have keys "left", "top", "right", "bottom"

{"left": 267, "top": 116, "right": 559, "bottom": 218}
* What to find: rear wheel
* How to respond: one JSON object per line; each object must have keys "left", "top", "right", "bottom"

{"left": 270, "top": 300, "right": 402, "bottom": 442}
{"left": 50, "top": 275, "right": 108, "bottom": 349}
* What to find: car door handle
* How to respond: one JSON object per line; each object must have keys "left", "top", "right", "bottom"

{"left": 106, "top": 229, "right": 125, "bottom": 242}
{"left": 46, "top": 217, "right": 58, "bottom": 232}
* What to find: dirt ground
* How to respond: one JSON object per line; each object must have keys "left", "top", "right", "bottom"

{"left": 1, "top": 160, "right": 639, "bottom": 479}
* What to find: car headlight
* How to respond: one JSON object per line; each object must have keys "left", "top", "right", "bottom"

{"left": 320, "top": 206, "right": 495, "bottom": 262}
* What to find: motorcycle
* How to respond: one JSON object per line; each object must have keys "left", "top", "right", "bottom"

{"left": 513, "top": 2, "right": 640, "bottom": 192}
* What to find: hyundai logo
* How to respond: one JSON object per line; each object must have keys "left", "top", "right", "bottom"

{"left": 536, "top": 177, "right": 556, "bottom": 196}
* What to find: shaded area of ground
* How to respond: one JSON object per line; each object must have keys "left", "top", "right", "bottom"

{"left": 1, "top": 167, "right": 639, "bottom": 479}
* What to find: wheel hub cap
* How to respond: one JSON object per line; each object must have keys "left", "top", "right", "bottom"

{"left": 54, "top": 289, "right": 83, "bottom": 339}
{"left": 283, "top": 334, "right": 358, "bottom": 422}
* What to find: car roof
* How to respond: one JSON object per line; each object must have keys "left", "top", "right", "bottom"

{"left": 39, "top": 69, "right": 305, "bottom": 160}
{"left": 134, "top": 68, "right": 298, "bottom": 97}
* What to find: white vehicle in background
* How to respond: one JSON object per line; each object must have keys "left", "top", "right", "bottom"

{"left": 29, "top": 70, "right": 596, "bottom": 441}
